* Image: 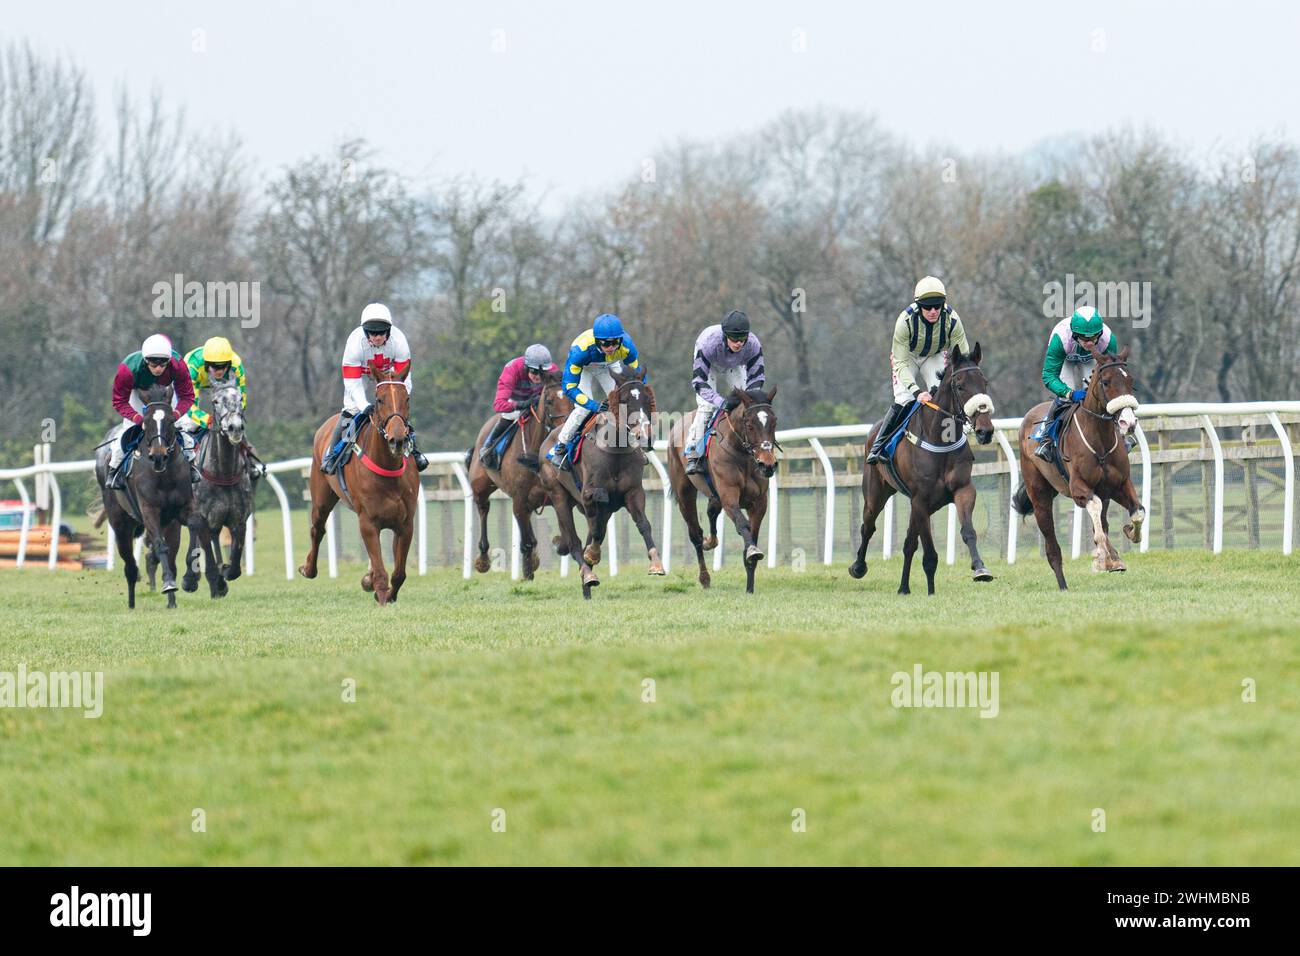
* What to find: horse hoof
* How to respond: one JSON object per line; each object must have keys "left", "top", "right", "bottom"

{"left": 972, "top": 568, "right": 993, "bottom": 582}
{"left": 583, "top": 546, "right": 601, "bottom": 566}
{"left": 702, "top": 536, "right": 718, "bottom": 551}
{"left": 581, "top": 568, "right": 599, "bottom": 587}
{"left": 552, "top": 535, "right": 570, "bottom": 557}
{"left": 529, "top": 552, "right": 541, "bottom": 574}
{"left": 745, "top": 546, "right": 763, "bottom": 564}
{"left": 297, "top": 564, "right": 316, "bottom": 579}
{"left": 699, "top": 575, "right": 711, "bottom": 589}
{"left": 473, "top": 554, "right": 491, "bottom": 574}
{"left": 1108, "top": 563, "right": 1127, "bottom": 573}
{"left": 647, "top": 562, "right": 666, "bottom": 576}
{"left": 162, "top": 582, "right": 178, "bottom": 594}
{"left": 848, "top": 561, "right": 866, "bottom": 579}
{"left": 361, "top": 573, "right": 374, "bottom": 592}
{"left": 181, "top": 576, "right": 198, "bottom": 593}
{"left": 1123, "top": 523, "right": 1138, "bottom": 543}
{"left": 897, "top": 587, "right": 910, "bottom": 596}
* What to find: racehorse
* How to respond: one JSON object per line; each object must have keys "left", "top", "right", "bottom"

{"left": 1012, "top": 345, "right": 1143, "bottom": 589}
{"left": 848, "top": 343, "right": 996, "bottom": 595}
{"left": 297, "top": 366, "right": 420, "bottom": 605}
{"left": 466, "top": 368, "right": 573, "bottom": 580}
{"left": 181, "top": 378, "right": 256, "bottom": 593}
{"left": 95, "top": 385, "right": 221, "bottom": 608}
{"left": 666, "top": 386, "right": 779, "bottom": 594}
{"left": 539, "top": 365, "right": 665, "bottom": 599}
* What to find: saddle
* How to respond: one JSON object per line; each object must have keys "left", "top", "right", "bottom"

{"left": 325, "top": 408, "right": 370, "bottom": 471}
{"left": 570, "top": 411, "right": 602, "bottom": 467}
{"left": 1032, "top": 400, "right": 1074, "bottom": 479}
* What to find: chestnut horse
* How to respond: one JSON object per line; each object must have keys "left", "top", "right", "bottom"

{"left": 539, "top": 365, "right": 665, "bottom": 599}
{"left": 666, "top": 386, "right": 779, "bottom": 594}
{"left": 467, "top": 369, "right": 573, "bottom": 579}
{"left": 848, "top": 343, "right": 996, "bottom": 595}
{"left": 1012, "top": 345, "right": 1143, "bottom": 589}
{"left": 298, "top": 367, "right": 421, "bottom": 604}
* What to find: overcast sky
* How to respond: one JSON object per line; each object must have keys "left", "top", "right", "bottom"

{"left": 5, "top": 0, "right": 1295, "bottom": 208}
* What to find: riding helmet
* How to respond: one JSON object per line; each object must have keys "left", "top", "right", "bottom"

{"left": 524, "top": 343, "right": 552, "bottom": 370}
{"left": 722, "top": 310, "right": 750, "bottom": 339}
{"left": 913, "top": 275, "right": 947, "bottom": 308}
{"left": 141, "top": 334, "right": 173, "bottom": 359}
{"left": 1070, "top": 306, "right": 1104, "bottom": 337}
{"left": 202, "top": 336, "right": 235, "bottom": 364}
{"left": 361, "top": 302, "right": 394, "bottom": 334}
{"left": 592, "top": 313, "right": 624, "bottom": 340}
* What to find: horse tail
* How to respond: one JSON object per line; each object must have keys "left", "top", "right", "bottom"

{"left": 1011, "top": 484, "right": 1033, "bottom": 517}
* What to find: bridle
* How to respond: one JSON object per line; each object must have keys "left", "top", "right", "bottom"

{"left": 373, "top": 380, "right": 411, "bottom": 449}
{"left": 1070, "top": 358, "right": 1135, "bottom": 465}
{"left": 142, "top": 402, "right": 180, "bottom": 474}
{"left": 719, "top": 402, "right": 779, "bottom": 477}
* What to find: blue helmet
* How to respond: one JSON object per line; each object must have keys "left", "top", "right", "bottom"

{"left": 593, "top": 313, "right": 624, "bottom": 341}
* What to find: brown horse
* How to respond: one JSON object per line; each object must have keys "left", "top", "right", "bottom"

{"left": 539, "top": 365, "right": 665, "bottom": 599}
{"left": 848, "top": 343, "right": 996, "bottom": 595}
{"left": 666, "top": 387, "right": 779, "bottom": 593}
{"left": 1012, "top": 345, "right": 1144, "bottom": 589}
{"left": 298, "top": 367, "right": 421, "bottom": 604}
{"left": 95, "top": 385, "right": 222, "bottom": 609}
{"left": 467, "top": 369, "right": 573, "bottom": 580}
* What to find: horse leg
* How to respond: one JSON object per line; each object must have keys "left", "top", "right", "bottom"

{"left": 473, "top": 483, "right": 493, "bottom": 574}
{"left": 116, "top": 524, "right": 139, "bottom": 609}
{"left": 181, "top": 521, "right": 201, "bottom": 593}
{"left": 918, "top": 506, "right": 940, "bottom": 596}
{"left": 145, "top": 534, "right": 158, "bottom": 591}
{"left": 161, "top": 520, "right": 182, "bottom": 608}
{"left": 225, "top": 515, "right": 245, "bottom": 581}
{"left": 297, "top": 477, "right": 339, "bottom": 579}
{"left": 554, "top": 493, "right": 597, "bottom": 597}
{"left": 189, "top": 512, "right": 224, "bottom": 599}
{"left": 849, "top": 467, "right": 893, "bottom": 579}
{"left": 719, "top": 486, "right": 761, "bottom": 568}
{"left": 389, "top": 521, "right": 412, "bottom": 603}
{"left": 954, "top": 482, "right": 992, "bottom": 581}
{"left": 1111, "top": 477, "right": 1146, "bottom": 546}
{"left": 357, "top": 514, "right": 391, "bottom": 605}
{"left": 512, "top": 498, "right": 539, "bottom": 580}
{"left": 583, "top": 504, "right": 608, "bottom": 567}
{"left": 625, "top": 486, "right": 664, "bottom": 575}
{"left": 742, "top": 493, "right": 768, "bottom": 595}
{"left": 1099, "top": 499, "right": 1123, "bottom": 566}
{"left": 702, "top": 499, "right": 721, "bottom": 551}
{"left": 1082, "top": 493, "right": 1124, "bottom": 573}
{"left": 676, "top": 478, "right": 711, "bottom": 589}
{"left": 899, "top": 501, "right": 925, "bottom": 595}
{"left": 1027, "top": 475, "right": 1068, "bottom": 590}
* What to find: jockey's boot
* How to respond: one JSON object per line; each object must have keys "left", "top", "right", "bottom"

{"left": 1034, "top": 438, "right": 1056, "bottom": 462}
{"left": 106, "top": 462, "right": 127, "bottom": 490}
{"left": 242, "top": 440, "right": 266, "bottom": 480}
{"left": 865, "top": 404, "right": 904, "bottom": 464}
{"left": 320, "top": 412, "right": 351, "bottom": 475}
{"left": 479, "top": 418, "right": 512, "bottom": 470}
{"left": 684, "top": 446, "right": 707, "bottom": 476}
{"left": 548, "top": 440, "right": 572, "bottom": 472}
{"left": 410, "top": 440, "right": 428, "bottom": 472}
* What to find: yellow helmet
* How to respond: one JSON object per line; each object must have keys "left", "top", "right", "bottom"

{"left": 913, "top": 276, "right": 947, "bottom": 303}
{"left": 202, "top": 336, "right": 234, "bottom": 364}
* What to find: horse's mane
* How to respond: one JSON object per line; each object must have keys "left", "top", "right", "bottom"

{"left": 541, "top": 367, "right": 563, "bottom": 386}
{"left": 145, "top": 384, "right": 170, "bottom": 405}
{"left": 743, "top": 387, "right": 770, "bottom": 403}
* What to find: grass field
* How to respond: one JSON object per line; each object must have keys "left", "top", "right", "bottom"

{"left": 1, "top": 521, "right": 1297, "bottom": 865}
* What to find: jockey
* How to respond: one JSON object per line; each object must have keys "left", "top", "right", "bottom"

{"left": 545, "top": 313, "right": 642, "bottom": 472}
{"left": 106, "top": 333, "right": 198, "bottom": 488}
{"left": 866, "top": 276, "right": 971, "bottom": 463}
{"left": 1032, "top": 305, "right": 1121, "bottom": 461}
{"left": 180, "top": 336, "right": 265, "bottom": 479}
{"left": 321, "top": 303, "right": 428, "bottom": 474}
{"left": 684, "top": 310, "right": 766, "bottom": 476}
{"left": 479, "top": 344, "right": 556, "bottom": 470}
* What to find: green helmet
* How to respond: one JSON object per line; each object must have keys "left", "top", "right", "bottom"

{"left": 1070, "top": 306, "right": 1104, "bottom": 337}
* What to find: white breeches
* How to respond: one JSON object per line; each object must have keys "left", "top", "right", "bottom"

{"left": 686, "top": 367, "right": 748, "bottom": 452}
{"left": 558, "top": 365, "right": 619, "bottom": 444}
{"left": 892, "top": 353, "right": 948, "bottom": 405}
{"left": 1058, "top": 360, "right": 1093, "bottom": 392}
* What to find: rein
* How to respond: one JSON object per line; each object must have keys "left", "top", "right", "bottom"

{"left": 356, "top": 379, "right": 410, "bottom": 477}
{"left": 1069, "top": 360, "right": 1133, "bottom": 466}
{"left": 717, "top": 403, "right": 779, "bottom": 475}
{"left": 907, "top": 365, "right": 985, "bottom": 455}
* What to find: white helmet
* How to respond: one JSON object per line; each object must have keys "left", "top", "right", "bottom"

{"left": 913, "top": 276, "right": 947, "bottom": 303}
{"left": 361, "top": 302, "right": 394, "bottom": 333}
{"left": 141, "top": 334, "right": 172, "bottom": 359}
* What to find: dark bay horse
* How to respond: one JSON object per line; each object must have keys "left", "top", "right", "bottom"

{"left": 539, "top": 365, "right": 665, "bottom": 599}
{"left": 848, "top": 343, "right": 996, "bottom": 595}
{"left": 1012, "top": 345, "right": 1144, "bottom": 589}
{"left": 96, "top": 385, "right": 221, "bottom": 608}
{"left": 666, "top": 386, "right": 779, "bottom": 593}
{"left": 182, "top": 378, "right": 255, "bottom": 593}
{"left": 467, "top": 369, "right": 573, "bottom": 580}
{"left": 298, "top": 367, "right": 420, "bottom": 605}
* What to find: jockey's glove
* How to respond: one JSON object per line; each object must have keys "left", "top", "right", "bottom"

{"left": 1070, "top": 389, "right": 1087, "bottom": 402}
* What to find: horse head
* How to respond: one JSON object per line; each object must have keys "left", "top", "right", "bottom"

{"left": 371, "top": 367, "right": 410, "bottom": 456}
{"left": 211, "top": 379, "right": 245, "bottom": 446}
{"left": 1086, "top": 344, "right": 1138, "bottom": 435}
{"left": 141, "top": 384, "right": 178, "bottom": 473}
{"left": 726, "top": 385, "right": 779, "bottom": 477}
{"left": 539, "top": 366, "right": 574, "bottom": 429}
{"left": 945, "top": 343, "right": 995, "bottom": 444}
{"left": 610, "top": 365, "right": 655, "bottom": 450}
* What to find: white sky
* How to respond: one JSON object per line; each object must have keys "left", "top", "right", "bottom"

{"left": 5, "top": 0, "right": 1295, "bottom": 209}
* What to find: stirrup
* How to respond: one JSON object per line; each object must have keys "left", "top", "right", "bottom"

{"left": 685, "top": 455, "right": 706, "bottom": 476}
{"left": 1034, "top": 441, "right": 1054, "bottom": 461}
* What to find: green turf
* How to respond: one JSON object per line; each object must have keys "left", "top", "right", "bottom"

{"left": 1, "top": 530, "right": 1297, "bottom": 865}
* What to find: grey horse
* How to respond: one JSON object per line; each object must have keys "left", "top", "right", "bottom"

{"left": 180, "top": 378, "right": 255, "bottom": 593}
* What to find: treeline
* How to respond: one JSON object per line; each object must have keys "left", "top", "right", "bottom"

{"left": 3, "top": 40, "right": 1300, "bottom": 475}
